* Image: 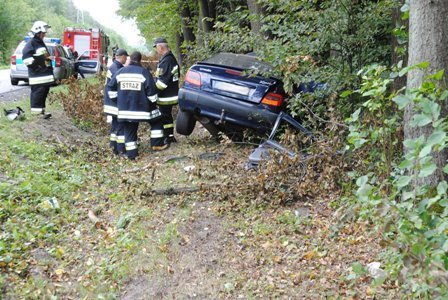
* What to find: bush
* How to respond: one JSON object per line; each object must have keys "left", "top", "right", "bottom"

{"left": 48, "top": 75, "right": 108, "bottom": 134}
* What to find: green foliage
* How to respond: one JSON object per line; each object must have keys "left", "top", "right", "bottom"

{"left": 0, "top": 0, "right": 127, "bottom": 65}
{"left": 118, "top": 0, "right": 182, "bottom": 50}
{"left": 347, "top": 65, "right": 448, "bottom": 297}
{"left": 346, "top": 64, "right": 403, "bottom": 175}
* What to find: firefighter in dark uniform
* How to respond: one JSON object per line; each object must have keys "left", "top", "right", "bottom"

{"left": 107, "top": 51, "right": 166, "bottom": 160}
{"left": 104, "top": 48, "right": 128, "bottom": 154}
{"left": 154, "top": 37, "right": 180, "bottom": 144}
{"left": 22, "top": 21, "right": 55, "bottom": 119}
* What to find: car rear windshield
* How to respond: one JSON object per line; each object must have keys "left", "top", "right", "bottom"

{"left": 202, "top": 53, "right": 274, "bottom": 75}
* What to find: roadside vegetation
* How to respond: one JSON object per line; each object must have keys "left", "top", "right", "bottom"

{"left": 1, "top": 0, "right": 447, "bottom": 298}
{"left": 0, "top": 92, "right": 402, "bottom": 298}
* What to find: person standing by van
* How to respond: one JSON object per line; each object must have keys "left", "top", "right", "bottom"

{"left": 22, "top": 21, "right": 54, "bottom": 119}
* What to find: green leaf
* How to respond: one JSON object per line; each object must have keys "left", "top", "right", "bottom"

{"left": 398, "top": 66, "right": 412, "bottom": 77}
{"left": 428, "top": 70, "right": 444, "bottom": 81}
{"left": 351, "top": 262, "right": 365, "bottom": 275}
{"left": 437, "top": 181, "right": 448, "bottom": 195}
{"left": 351, "top": 108, "right": 361, "bottom": 122}
{"left": 440, "top": 90, "right": 448, "bottom": 101}
{"left": 427, "top": 131, "right": 446, "bottom": 147}
{"left": 416, "top": 61, "right": 430, "bottom": 69}
{"left": 419, "top": 163, "right": 437, "bottom": 178}
{"left": 392, "top": 94, "right": 410, "bottom": 109}
{"left": 340, "top": 90, "right": 352, "bottom": 98}
{"left": 356, "top": 175, "right": 368, "bottom": 187}
{"left": 403, "top": 139, "right": 419, "bottom": 150}
{"left": 419, "top": 144, "right": 432, "bottom": 158}
{"left": 396, "top": 176, "right": 412, "bottom": 188}
{"left": 411, "top": 242, "right": 424, "bottom": 255}
{"left": 116, "top": 214, "right": 133, "bottom": 229}
{"left": 402, "top": 191, "right": 414, "bottom": 201}
{"left": 443, "top": 240, "right": 448, "bottom": 252}
{"left": 410, "top": 114, "right": 432, "bottom": 127}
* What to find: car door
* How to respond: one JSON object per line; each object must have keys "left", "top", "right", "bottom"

{"left": 56, "top": 45, "right": 72, "bottom": 79}
{"left": 63, "top": 47, "right": 76, "bottom": 78}
{"left": 76, "top": 50, "right": 101, "bottom": 75}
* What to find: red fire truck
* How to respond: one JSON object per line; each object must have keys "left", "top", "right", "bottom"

{"left": 63, "top": 27, "right": 110, "bottom": 72}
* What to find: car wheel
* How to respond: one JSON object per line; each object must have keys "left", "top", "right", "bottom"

{"left": 176, "top": 110, "right": 196, "bottom": 136}
{"left": 10, "top": 78, "right": 19, "bottom": 86}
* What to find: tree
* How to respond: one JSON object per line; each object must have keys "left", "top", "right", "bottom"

{"left": 404, "top": 0, "right": 448, "bottom": 186}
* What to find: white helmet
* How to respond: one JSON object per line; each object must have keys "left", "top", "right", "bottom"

{"left": 30, "top": 21, "right": 51, "bottom": 35}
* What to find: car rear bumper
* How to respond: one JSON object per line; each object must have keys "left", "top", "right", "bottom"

{"left": 10, "top": 69, "right": 29, "bottom": 80}
{"left": 178, "top": 87, "right": 279, "bottom": 132}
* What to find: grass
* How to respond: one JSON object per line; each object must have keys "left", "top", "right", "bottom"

{"left": 0, "top": 96, "right": 403, "bottom": 298}
{"left": 0, "top": 97, "right": 232, "bottom": 298}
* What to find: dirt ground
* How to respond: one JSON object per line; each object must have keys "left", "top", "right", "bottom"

{"left": 1, "top": 93, "right": 402, "bottom": 299}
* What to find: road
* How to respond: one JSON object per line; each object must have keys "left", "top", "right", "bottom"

{"left": 0, "top": 69, "right": 30, "bottom": 103}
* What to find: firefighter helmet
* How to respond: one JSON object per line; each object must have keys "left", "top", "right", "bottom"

{"left": 30, "top": 21, "right": 51, "bottom": 35}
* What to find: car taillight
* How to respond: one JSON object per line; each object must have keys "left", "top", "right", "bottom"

{"left": 261, "top": 92, "right": 284, "bottom": 107}
{"left": 185, "top": 70, "right": 201, "bottom": 87}
{"left": 54, "top": 49, "right": 62, "bottom": 67}
{"left": 11, "top": 55, "right": 16, "bottom": 65}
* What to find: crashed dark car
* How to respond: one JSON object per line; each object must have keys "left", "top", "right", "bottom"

{"left": 176, "top": 52, "right": 289, "bottom": 138}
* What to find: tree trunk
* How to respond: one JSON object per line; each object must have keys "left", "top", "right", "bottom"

{"left": 175, "top": 32, "right": 184, "bottom": 67}
{"left": 198, "top": 0, "right": 212, "bottom": 33}
{"left": 404, "top": 0, "right": 448, "bottom": 186}
{"left": 178, "top": 0, "right": 195, "bottom": 43}
{"left": 246, "top": 0, "right": 273, "bottom": 39}
{"left": 247, "top": 0, "right": 262, "bottom": 35}
{"left": 391, "top": 0, "right": 408, "bottom": 91}
{"left": 208, "top": 0, "right": 216, "bottom": 24}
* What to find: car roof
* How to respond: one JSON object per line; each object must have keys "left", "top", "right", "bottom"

{"left": 201, "top": 52, "right": 273, "bottom": 75}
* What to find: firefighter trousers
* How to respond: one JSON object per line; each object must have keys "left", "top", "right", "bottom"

{"left": 30, "top": 85, "right": 50, "bottom": 114}
{"left": 149, "top": 121, "right": 165, "bottom": 147}
{"left": 123, "top": 122, "right": 139, "bottom": 159}
{"left": 159, "top": 104, "right": 176, "bottom": 139}
{"left": 110, "top": 116, "right": 125, "bottom": 154}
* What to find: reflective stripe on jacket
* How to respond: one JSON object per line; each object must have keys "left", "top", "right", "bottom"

{"left": 155, "top": 51, "right": 179, "bottom": 105}
{"left": 22, "top": 36, "right": 55, "bottom": 86}
{"left": 107, "top": 62, "right": 161, "bottom": 122}
{"left": 103, "top": 60, "right": 124, "bottom": 116}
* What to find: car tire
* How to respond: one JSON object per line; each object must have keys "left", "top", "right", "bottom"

{"left": 176, "top": 110, "right": 196, "bottom": 136}
{"left": 10, "top": 78, "right": 19, "bottom": 86}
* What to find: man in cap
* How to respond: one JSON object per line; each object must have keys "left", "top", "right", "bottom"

{"left": 104, "top": 48, "right": 128, "bottom": 154}
{"left": 107, "top": 51, "right": 165, "bottom": 160}
{"left": 22, "top": 21, "right": 55, "bottom": 119}
{"left": 153, "top": 37, "right": 180, "bottom": 144}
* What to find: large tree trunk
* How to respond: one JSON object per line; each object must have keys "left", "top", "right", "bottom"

{"left": 208, "top": 0, "right": 216, "bottom": 24}
{"left": 175, "top": 32, "right": 184, "bottom": 67}
{"left": 198, "top": 0, "right": 213, "bottom": 33}
{"left": 246, "top": 0, "right": 273, "bottom": 39}
{"left": 178, "top": 0, "right": 195, "bottom": 43}
{"left": 247, "top": 0, "right": 262, "bottom": 34}
{"left": 404, "top": 0, "right": 448, "bottom": 186}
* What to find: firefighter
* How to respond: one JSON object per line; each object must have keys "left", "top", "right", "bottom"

{"left": 153, "top": 37, "right": 180, "bottom": 144}
{"left": 22, "top": 21, "right": 55, "bottom": 119}
{"left": 104, "top": 48, "right": 128, "bottom": 154}
{"left": 107, "top": 51, "right": 166, "bottom": 160}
